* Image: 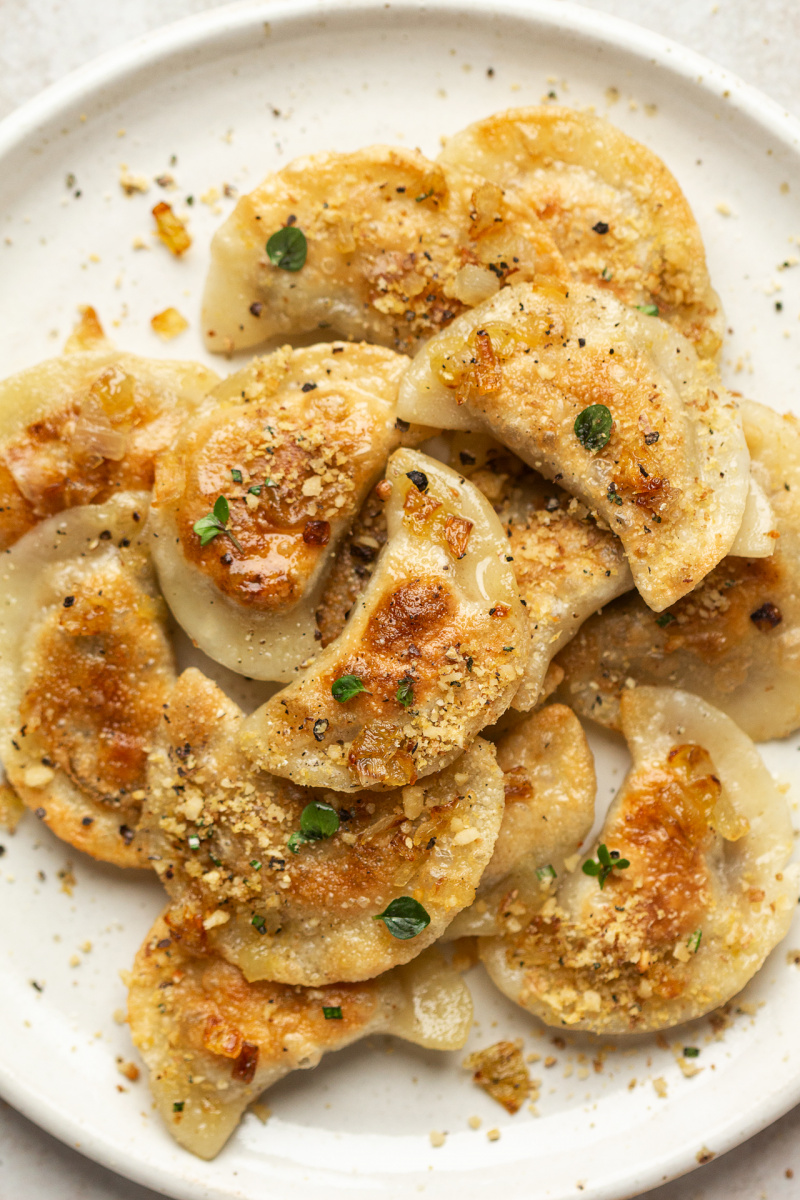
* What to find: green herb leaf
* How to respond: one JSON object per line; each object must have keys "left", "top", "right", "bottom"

{"left": 687, "top": 928, "right": 702, "bottom": 954}
{"left": 192, "top": 512, "right": 224, "bottom": 546}
{"left": 251, "top": 913, "right": 267, "bottom": 934}
{"left": 415, "top": 188, "right": 434, "bottom": 203}
{"left": 601, "top": 266, "right": 613, "bottom": 281}
{"left": 231, "top": 468, "right": 243, "bottom": 483}
{"left": 266, "top": 226, "right": 307, "bottom": 271}
{"left": 582, "top": 843, "right": 630, "bottom": 889}
{"left": 536, "top": 864, "right": 557, "bottom": 881}
{"left": 683, "top": 1046, "right": 700, "bottom": 1058}
{"left": 173, "top": 1101, "right": 185, "bottom": 1112}
{"left": 250, "top": 859, "right": 262, "bottom": 871}
{"left": 575, "top": 404, "right": 613, "bottom": 452}
{"left": 332, "top": 674, "right": 366, "bottom": 703}
{"left": 248, "top": 485, "right": 262, "bottom": 496}
{"left": 287, "top": 830, "right": 307, "bottom": 855}
{"left": 373, "top": 896, "right": 431, "bottom": 940}
{"left": 213, "top": 495, "right": 230, "bottom": 524}
{"left": 187, "top": 834, "right": 200, "bottom": 850}
{"left": 636, "top": 303, "right": 659, "bottom": 317}
{"left": 300, "top": 800, "right": 340, "bottom": 840}
{"left": 396, "top": 677, "right": 414, "bottom": 708}
{"left": 656, "top": 612, "right": 676, "bottom": 628}
{"left": 323, "top": 1005, "right": 343, "bottom": 1020}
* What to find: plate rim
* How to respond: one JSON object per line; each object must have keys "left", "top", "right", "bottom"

{"left": 2, "top": 1, "right": 800, "bottom": 1198}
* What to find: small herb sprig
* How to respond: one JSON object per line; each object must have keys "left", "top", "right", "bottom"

{"left": 266, "top": 226, "right": 307, "bottom": 271}
{"left": 374, "top": 896, "right": 431, "bottom": 940}
{"left": 574, "top": 403, "right": 613, "bottom": 452}
{"left": 288, "top": 800, "right": 340, "bottom": 854}
{"left": 193, "top": 495, "right": 242, "bottom": 551}
{"left": 582, "top": 843, "right": 630, "bottom": 889}
{"left": 332, "top": 674, "right": 367, "bottom": 702}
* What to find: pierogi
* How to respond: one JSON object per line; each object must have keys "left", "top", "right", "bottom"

{"left": 439, "top": 106, "right": 723, "bottom": 358}
{"left": 202, "top": 145, "right": 568, "bottom": 356}
{"left": 0, "top": 495, "right": 174, "bottom": 866}
{"left": 446, "top": 705, "right": 596, "bottom": 939}
{"left": 480, "top": 688, "right": 799, "bottom": 1033}
{"left": 0, "top": 311, "right": 218, "bottom": 551}
{"left": 139, "top": 668, "right": 504, "bottom": 985}
{"left": 556, "top": 400, "right": 800, "bottom": 740}
{"left": 397, "top": 281, "right": 749, "bottom": 611}
{"left": 150, "top": 342, "right": 410, "bottom": 682}
{"left": 239, "top": 449, "right": 527, "bottom": 791}
{"left": 128, "top": 913, "right": 473, "bottom": 1158}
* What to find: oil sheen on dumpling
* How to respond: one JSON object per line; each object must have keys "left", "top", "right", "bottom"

{"left": 150, "top": 343, "right": 409, "bottom": 682}
{"left": 556, "top": 400, "right": 799, "bottom": 741}
{"left": 138, "top": 668, "right": 504, "bottom": 985}
{"left": 239, "top": 449, "right": 527, "bottom": 791}
{"left": 446, "top": 705, "right": 595, "bottom": 939}
{"left": 439, "top": 106, "right": 723, "bottom": 358}
{"left": 397, "top": 281, "right": 749, "bottom": 612}
{"left": 0, "top": 309, "right": 218, "bottom": 551}
{"left": 128, "top": 913, "right": 472, "bottom": 1159}
{"left": 480, "top": 687, "right": 799, "bottom": 1033}
{"left": 0, "top": 495, "right": 174, "bottom": 866}
{"left": 202, "top": 145, "right": 568, "bottom": 356}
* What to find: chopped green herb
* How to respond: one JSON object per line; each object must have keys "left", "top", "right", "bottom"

{"left": 187, "top": 834, "right": 200, "bottom": 851}
{"left": 251, "top": 913, "right": 267, "bottom": 934}
{"left": 193, "top": 495, "right": 243, "bottom": 552}
{"left": 374, "top": 896, "right": 431, "bottom": 940}
{"left": 265, "top": 477, "right": 278, "bottom": 488}
{"left": 415, "top": 188, "right": 434, "bottom": 203}
{"left": 396, "top": 677, "right": 414, "bottom": 708}
{"left": 503, "top": 646, "right": 514, "bottom": 652}
{"left": 683, "top": 1046, "right": 700, "bottom": 1058}
{"left": 636, "top": 303, "right": 659, "bottom": 317}
{"left": 687, "top": 928, "right": 702, "bottom": 954}
{"left": 656, "top": 612, "right": 676, "bottom": 628}
{"left": 250, "top": 859, "right": 262, "bottom": 871}
{"left": 332, "top": 674, "right": 366, "bottom": 702}
{"left": 601, "top": 266, "right": 613, "bottom": 281}
{"left": 606, "top": 485, "right": 623, "bottom": 506}
{"left": 209, "top": 853, "right": 222, "bottom": 867}
{"left": 173, "top": 1101, "right": 185, "bottom": 1112}
{"left": 574, "top": 404, "right": 613, "bottom": 452}
{"left": 266, "top": 225, "right": 307, "bottom": 271}
{"left": 582, "top": 843, "right": 630, "bottom": 889}
{"left": 323, "top": 1006, "right": 343, "bottom": 1020}
{"left": 288, "top": 800, "right": 340, "bottom": 853}
{"left": 466, "top": 656, "right": 473, "bottom": 672}
{"left": 248, "top": 485, "right": 262, "bottom": 496}
{"left": 536, "top": 864, "right": 557, "bottom": 881}
{"left": 231, "top": 468, "right": 243, "bottom": 483}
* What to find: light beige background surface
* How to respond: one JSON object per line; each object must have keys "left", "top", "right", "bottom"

{"left": 0, "top": 1, "right": 798, "bottom": 1197}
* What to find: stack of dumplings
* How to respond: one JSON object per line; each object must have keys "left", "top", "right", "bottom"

{"left": 2, "top": 106, "right": 798, "bottom": 1160}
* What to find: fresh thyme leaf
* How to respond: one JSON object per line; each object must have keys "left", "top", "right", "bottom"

{"left": 251, "top": 913, "right": 267, "bottom": 934}
{"left": 415, "top": 188, "right": 434, "bottom": 203}
{"left": 373, "top": 896, "right": 431, "bottom": 940}
{"left": 323, "top": 1006, "right": 343, "bottom": 1020}
{"left": 535, "top": 864, "right": 557, "bottom": 881}
{"left": 299, "top": 800, "right": 340, "bottom": 840}
{"left": 213, "top": 495, "right": 229, "bottom": 524}
{"left": 582, "top": 843, "right": 630, "bottom": 889}
{"left": 636, "top": 303, "right": 659, "bottom": 316}
{"left": 173, "top": 1101, "right": 185, "bottom": 1112}
{"left": 683, "top": 1046, "right": 700, "bottom": 1058}
{"left": 396, "top": 677, "right": 414, "bottom": 708}
{"left": 287, "top": 831, "right": 307, "bottom": 855}
{"left": 248, "top": 485, "right": 262, "bottom": 496}
{"left": 231, "top": 468, "right": 243, "bottom": 483}
{"left": 266, "top": 225, "right": 307, "bottom": 271}
{"left": 575, "top": 404, "right": 613, "bottom": 452}
{"left": 331, "top": 674, "right": 366, "bottom": 702}
{"left": 193, "top": 495, "right": 242, "bottom": 551}
{"left": 250, "top": 859, "right": 262, "bottom": 871}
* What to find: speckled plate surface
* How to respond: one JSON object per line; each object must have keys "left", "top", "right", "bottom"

{"left": 1, "top": 1, "right": 800, "bottom": 1197}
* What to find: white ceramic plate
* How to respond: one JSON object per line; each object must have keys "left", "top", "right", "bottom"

{"left": 2, "top": 2, "right": 800, "bottom": 1197}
